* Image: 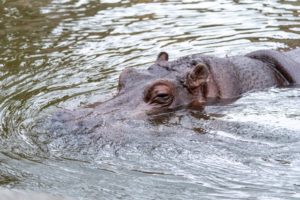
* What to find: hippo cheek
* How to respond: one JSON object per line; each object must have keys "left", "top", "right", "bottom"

{"left": 187, "top": 100, "right": 205, "bottom": 111}
{"left": 126, "top": 103, "right": 172, "bottom": 119}
{"left": 130, "top": 97, "right": 189, "bottom": 118}
{"left": 203, "top": 76, "right": 220, "bottom": 100}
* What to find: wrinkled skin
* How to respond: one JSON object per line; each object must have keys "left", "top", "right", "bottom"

{"left": 88, "top": 48, "right": 300, "bottom": 118}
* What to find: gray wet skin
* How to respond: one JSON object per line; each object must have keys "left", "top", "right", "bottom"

{"left": 89, "top": 48, "right": 300, "bottom": 117}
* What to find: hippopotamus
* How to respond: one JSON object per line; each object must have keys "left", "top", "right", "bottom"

{"left": 88, "top": 48, "right": 300, "bottom": 117}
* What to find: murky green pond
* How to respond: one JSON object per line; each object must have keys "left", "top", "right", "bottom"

{"left": 1, "top": 0, "right": 300, "bottom": 199}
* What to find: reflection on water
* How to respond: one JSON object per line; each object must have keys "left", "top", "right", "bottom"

{"left": 1, "top": 0, "right": 300, "bottom": 199}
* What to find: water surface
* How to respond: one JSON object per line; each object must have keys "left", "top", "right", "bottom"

{"left": 1, "top": 0, "right": 300, "bottom": 199}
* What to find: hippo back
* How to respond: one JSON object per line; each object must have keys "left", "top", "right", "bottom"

{"left": 247, "top": 50, "right": 300, "bottom": 84}
{"left": 229, "top": 56, "right": 284, "bottom": 93}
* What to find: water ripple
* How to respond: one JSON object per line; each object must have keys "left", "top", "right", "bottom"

{"left": 1, "top": 0, "right": 300, "bottom": 199}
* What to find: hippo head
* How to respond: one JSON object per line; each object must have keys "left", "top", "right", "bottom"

{"left": 98, "top": 52, "right": 222, "bottom": 118}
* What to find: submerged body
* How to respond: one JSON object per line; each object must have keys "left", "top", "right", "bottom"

{"left": 89, "top": 48, "right": 300, "bottom": 117}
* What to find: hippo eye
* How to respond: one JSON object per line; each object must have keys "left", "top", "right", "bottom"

{"left": 156, "top": 93, "right": 169, "bottom": 98}
{"left": 144, "top": 81, "right": 175, "bottom": 107}
{"left": 151, "top": 93, "right": 173, "bottom": 105}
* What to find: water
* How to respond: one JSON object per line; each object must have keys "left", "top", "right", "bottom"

{"left": 1, "top": 0, "right": 300, "bottom": 199}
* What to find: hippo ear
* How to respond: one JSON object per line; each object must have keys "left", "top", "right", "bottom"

{"left": 156, "top": 52, "right": 169, "bottom": 62}
{"left": 185, "top": 63, "right": 209, "bottom": 92}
